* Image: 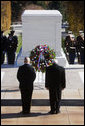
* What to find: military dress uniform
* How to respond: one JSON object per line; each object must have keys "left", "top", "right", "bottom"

{"left": 1, "top": 31, "right": 8, "bottom": 64}
{"left": 76, "top": 36, "right": 81, "bottom": 64}
{"left": 7, "top": 34, "right": 18, "bottom": 64}
{"left": 64, "top": 36, "right": 71, "bottom": 62}
{"left": 45, "top": 63, "right": 66, "bottom": 114}
{"left": 68, "top": 40, "right": 77, "bottom": 64}
{"left": 76, "top": 36, "right": 84, "bottom": 64}
{"left": 17, "top": 64, "right": 36, "bottom": 114}
{"left": 80, "top": 39, "right": 84, "bottom": 64}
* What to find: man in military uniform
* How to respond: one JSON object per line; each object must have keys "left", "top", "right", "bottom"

{"left": 68, "top": 34, "right": 76, "bottom": 64}
{"left": 7, "top": 30, "right": 18, "bottom": 64}
{"left": 80, "top": 33, "right": 84, "bottom": 64}
{"left": 17, "top": 57, "right": 36, "bottom": 114}
{"left": 45, "top": 60, "right": 66, "bottom": 114}
{"left": 76, "top": 32, "right": 84, "bottom": 64}
{"left": 64, "top": 35, "right": 71, "bottom": 62}
{"left": 1, "top": 31, "right": 8, "bottom": 64}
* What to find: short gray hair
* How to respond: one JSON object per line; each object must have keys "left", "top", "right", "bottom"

{"left": 24, "top": 57, "right": 30, "bottom": 64}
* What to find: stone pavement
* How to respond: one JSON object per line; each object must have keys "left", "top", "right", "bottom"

{"left": 1, "top": 64, "right": 84, "bottom": 125}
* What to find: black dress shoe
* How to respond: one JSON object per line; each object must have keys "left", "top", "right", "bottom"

{"left": 48, "top": 111, "right": 56, "bottom": 114}
{"left": 56, "top": 110, "right": 60, "bottom": 114}
{"left": 22, "top": 111, "right": 30, "bottom": 114}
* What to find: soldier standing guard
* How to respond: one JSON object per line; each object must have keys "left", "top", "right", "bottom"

{"left": 80, "top": 34, "right": 84, "bottom": 64}
{"left": 76, "top": 32, "right": 84, "bottom": 64}
{"left": 1, "top": 31, "right": 8, "bottom": 64}
{"left": 68, "top": 34, "right": 76, "bottom": 64}
{"left": 7, "top": 30, "right": 18, "bottom": 64}
{"left": 64, "top": 35, "right": 71, "bottom": 62}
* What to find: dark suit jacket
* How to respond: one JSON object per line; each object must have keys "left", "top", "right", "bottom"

{"left": 17, "top": 64, "right": 36, "bottom": 89}
{"left": 45, "top": 63, "right": 66, "bottom": 90}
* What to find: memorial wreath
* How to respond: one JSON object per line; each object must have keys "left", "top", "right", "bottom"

{"left": 30, "top": 45, "right": 56, "bottom": 73}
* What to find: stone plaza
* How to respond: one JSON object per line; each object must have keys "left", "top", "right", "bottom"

{"left": 1, "top": 64, "right": 84, "bottom": 125}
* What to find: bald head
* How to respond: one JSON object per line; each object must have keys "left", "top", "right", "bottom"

{"left": 24, "top": 57, "right": 30, "bottom": 64}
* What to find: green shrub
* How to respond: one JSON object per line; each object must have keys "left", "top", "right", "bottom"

{"left": 16, "top": 34, "right": 22, "bottom": 54}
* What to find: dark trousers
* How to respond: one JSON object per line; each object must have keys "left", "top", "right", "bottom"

{"left": 77, "top": 53, "right": 81, "bottom": 64}
{"left": 80, "top": 49, "right": 84, "bottom": 64}
{"left": 49, "top": 88, "right": 61, "bottom": 112}
{"left": 1, "top": 51, "right": 5, "bottom": 64}
{"left": 20, "top": 88, "right": 33, "bottom": 112}
{"left": 69, "top": 52, "right": 76, "bottom": 64}
{"left": 7, "top": 51, "right": 15, "bottom": 64}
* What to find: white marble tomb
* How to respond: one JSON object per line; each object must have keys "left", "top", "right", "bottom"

{"left": 17, "top": 10, "right": 68, "bottom": 67}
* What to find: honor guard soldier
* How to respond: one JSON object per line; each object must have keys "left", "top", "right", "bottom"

{"left": 68, "top": 34, "right": 76, "bottom": 64}
{"left": 64, "top": 35, "right": 71, "bottom": 62}
{"left": 76, "top": 32, "right": 84, "bottom": 64}
{"left": 7, "top": 30, "right": 18, "bottom": 64}
{"left": 1, "top": 31, "right": 8, "bottom": 64}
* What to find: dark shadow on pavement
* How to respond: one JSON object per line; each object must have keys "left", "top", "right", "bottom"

{"left": 1, "top": 99, "right": 84, "bottom": 106}
{"left": 1, "top": 112, "right": 49, "bottom": 119}
{"left": 1, "top": 89, "right": 19, "bottom": 92}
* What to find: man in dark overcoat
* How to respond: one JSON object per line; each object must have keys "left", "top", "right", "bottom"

{"left": 17, "top": 57, "right": 36, "bottom": 114}
{"left": 45, "top": 61, "right": 66, "bottom": 114}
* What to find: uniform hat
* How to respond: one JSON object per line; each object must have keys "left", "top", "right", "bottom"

{"left": 68, "top": 31, "right": 72, "bottom": 34}
{"left": 81, "top": 33, "right": 84, "bottom": 38}
{"left": 10, "top": 30, "right": 15, "bottom": 35}
{"left": 79, "top": 30, "right": 83, "bottom": 33}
